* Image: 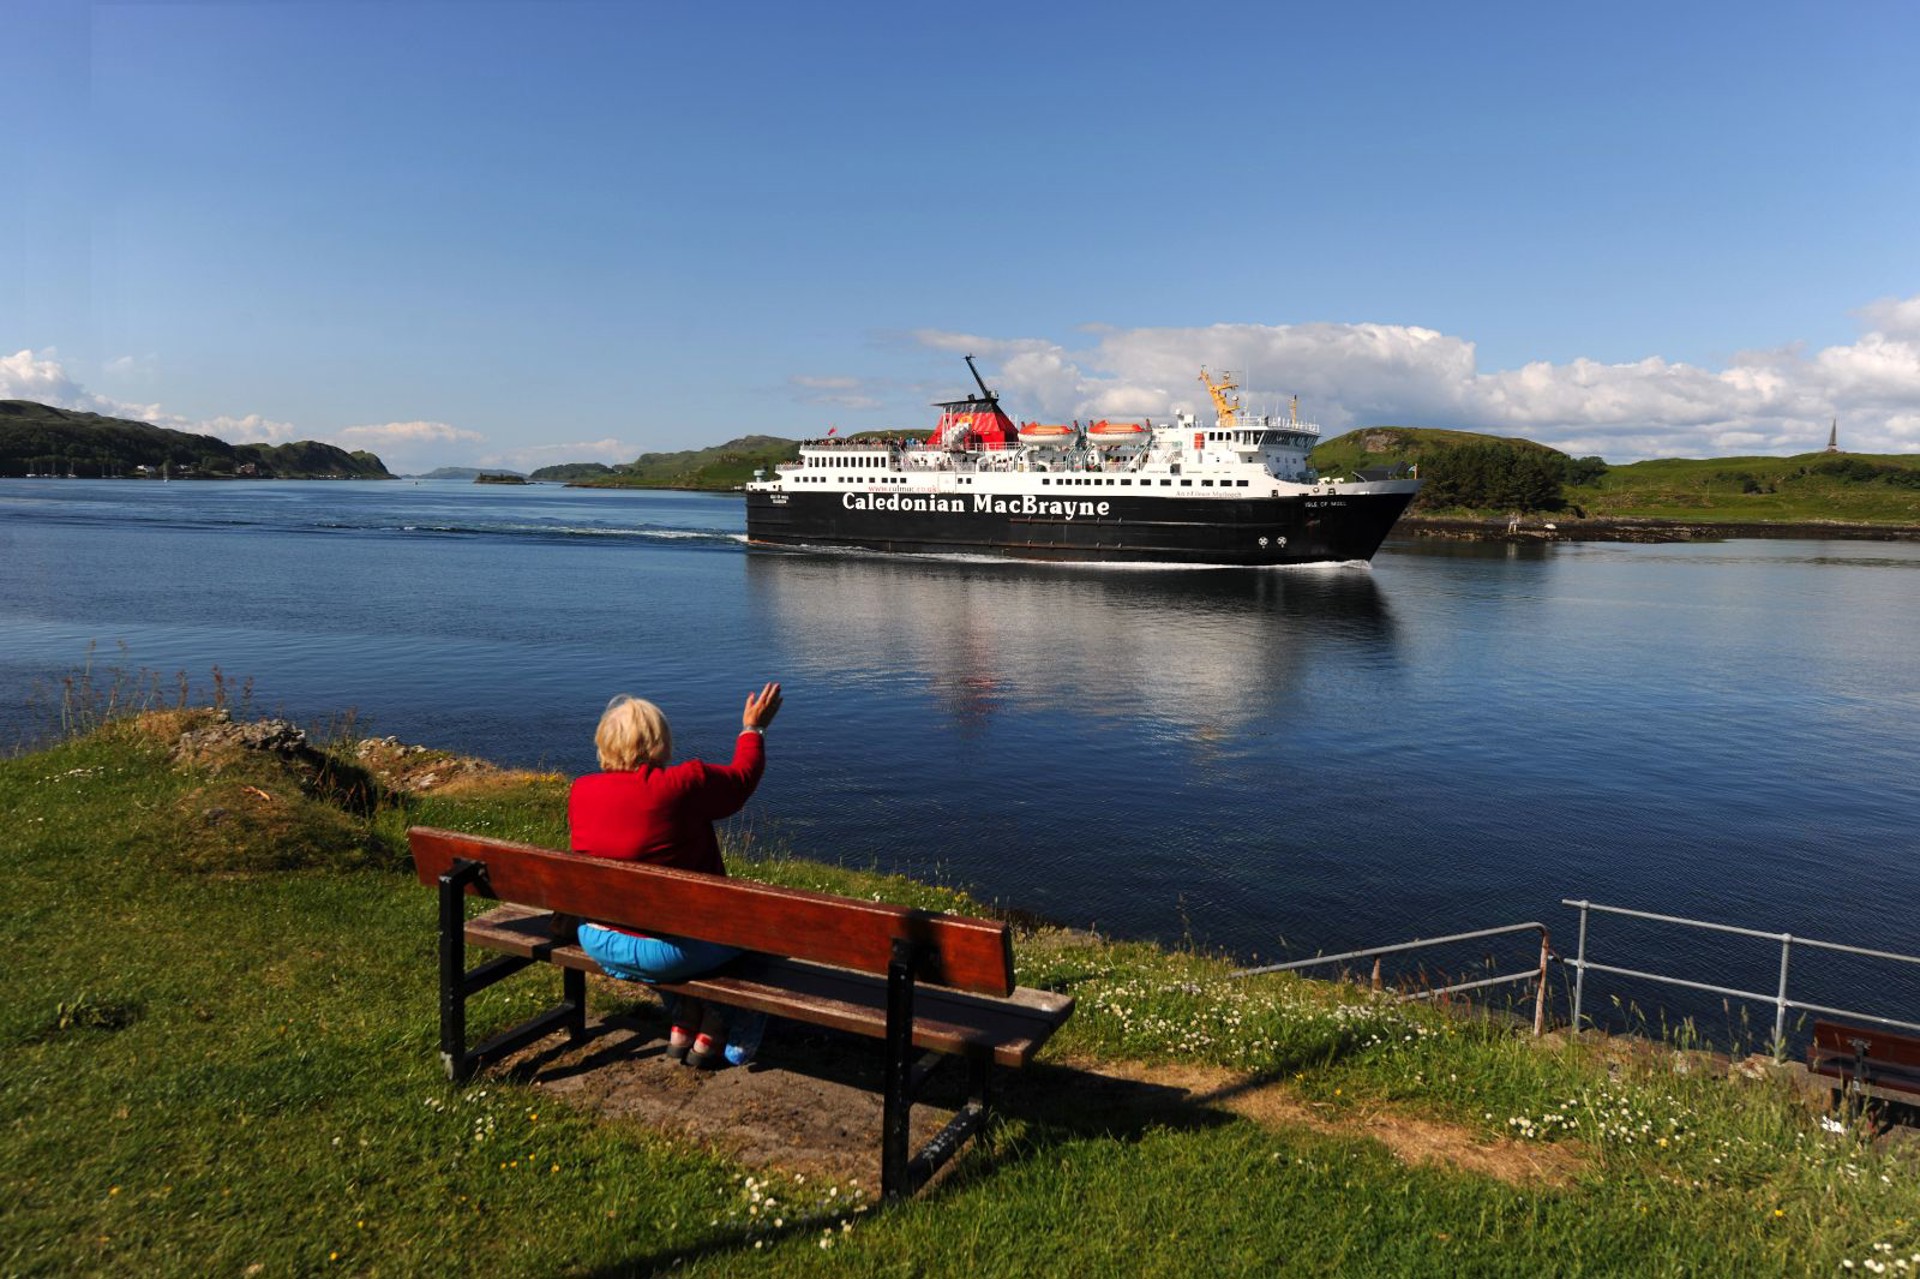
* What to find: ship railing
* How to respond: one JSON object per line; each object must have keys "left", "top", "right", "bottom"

{"left": 1563, "top": 899, "right": 1920, "bottom": 1059}
{"left": 1230, "top": 923, "right": 1553, "bottom": 1035}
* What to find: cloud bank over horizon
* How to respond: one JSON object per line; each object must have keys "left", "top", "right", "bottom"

{"left": 7, "top": 293, "right": 1920, "bottom": 468}
{"left": 912, "top": 291, "right": 1920, "bottom": 460}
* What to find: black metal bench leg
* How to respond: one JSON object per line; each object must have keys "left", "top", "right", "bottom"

{"left": 563, "top": 966, "right": 588, "bottom": 1040}
{"left": 438, "top": 859, "right": 486, "bottom": 1082}
{"left": 882, "top": 938, "right": 918, "bottom": 1202}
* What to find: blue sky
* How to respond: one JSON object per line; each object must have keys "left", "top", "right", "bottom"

{"left": 5, "top": 0, "right": 1918, "bottom": 471}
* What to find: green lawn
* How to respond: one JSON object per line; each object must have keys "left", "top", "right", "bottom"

{"left": 3, "top": 713, "right": 1914, "bottom": 1276}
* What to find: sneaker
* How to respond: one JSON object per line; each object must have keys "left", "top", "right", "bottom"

{"left": 723, "top": 1011, "right": 768, "bottom": 1068}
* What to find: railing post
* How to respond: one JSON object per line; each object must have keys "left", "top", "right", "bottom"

{"left": 1533, "top": 929, "right": 1551, "bottom": 1036}
{"left": 1571, "top": 901, "right": 1590, "bottom": 1033}
{"left": 1773, "top": 934, "right": 1793, "bottom": 1060}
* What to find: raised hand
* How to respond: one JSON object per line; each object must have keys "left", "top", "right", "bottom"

{"left": 743, "top": 681, "right": 783, "bottom": 732}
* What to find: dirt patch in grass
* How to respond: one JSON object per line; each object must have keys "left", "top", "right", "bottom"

{"left": 495, "top": 998, "right": 1584, "bottom": 1196}
{"left": 1078, "top": 1060, "right": 1586, "bottom": 1188}
{"left": 497, "top": 1002, "right": 943, "bottom": 1198}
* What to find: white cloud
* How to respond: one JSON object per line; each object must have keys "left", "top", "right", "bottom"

{"left": 202, "top": 413, "right": 300, "bottom": 445}
{"left": 788, "top": 373, "right": 882, "bottom": 411}
{"left": 2, "top": 351, "right": 485, "bottom": 468}
{"left": 3, "top": 347, "right": 299, "bottom": 443}
{"left": 916, "top": 295, "right": 1920, "bottom": 459}
{"left": 336, "top": 420, "right": 484, "bottom": 445}
{"left": 3, "top": 348, "right": 115, "bottom": 412}
{"left": 478, "top": 438, "right": 636, "bottom": 472}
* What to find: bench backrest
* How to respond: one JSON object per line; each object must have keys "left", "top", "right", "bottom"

{"left": 1811, "top": 1020, "right": 1920, "bottom": 1070}
{"left": 410, "top": 827, "right": 1016, "bottom": 997}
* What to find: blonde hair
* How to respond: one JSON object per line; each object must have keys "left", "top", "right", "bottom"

{"left": 595, "top": 695, "right": 672, "bottom": 771}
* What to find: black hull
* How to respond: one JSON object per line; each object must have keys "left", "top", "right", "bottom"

{"left": 745, "top": 489, "right": 1416, "bottom": 566}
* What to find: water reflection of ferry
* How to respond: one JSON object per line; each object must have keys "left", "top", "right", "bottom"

{"left": 745, "top": 553, "right": 1395, "bottom": 733}
{"left": 746, "top": 359, "right": 1420, "bottom": 566}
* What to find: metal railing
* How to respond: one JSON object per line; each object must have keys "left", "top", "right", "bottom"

{"left": 1231, "top": 922, "right": 1554, "bottom": 1035}
{"left": 1563, "top": 899, "right": 1920, "bottom": 1056}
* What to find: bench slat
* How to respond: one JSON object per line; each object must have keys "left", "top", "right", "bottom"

{"left": 412, "top": 827, "right": 1016, "bottom": 997}
{"left": 467, "top": 905, "right": 1072, "bottom": 1068}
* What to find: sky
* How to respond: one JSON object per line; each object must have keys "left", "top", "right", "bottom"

{"left": 4, "top": 0, "right": 1918, "bottom": 473}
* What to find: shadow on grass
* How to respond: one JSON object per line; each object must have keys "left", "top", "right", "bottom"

{"left": 489, "top": 1005, "right": 1258, "bottom": 1278}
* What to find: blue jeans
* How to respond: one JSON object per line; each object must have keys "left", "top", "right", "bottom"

{"left": 578, "top": 924, "right": 741, "bottom": 983}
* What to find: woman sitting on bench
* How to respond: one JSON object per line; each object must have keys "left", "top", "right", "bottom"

{"left": 568, "top": 681, "right": 783, "bottom": 1068}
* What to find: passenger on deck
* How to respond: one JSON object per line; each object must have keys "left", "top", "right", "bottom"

{"left": 568, "top": 682, "right": 783, "bottom": 1068}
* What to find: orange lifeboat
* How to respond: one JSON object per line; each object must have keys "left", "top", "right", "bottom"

{"left": 1086, "top": 419, "right": 1148, "bottom": 448}
{"left": 1017, "top": 422, "right": 1076, "bottom": 446}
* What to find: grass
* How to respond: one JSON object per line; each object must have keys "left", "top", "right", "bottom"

{"left": 1565, "top": 453, "right": 1920, "bottom": 525}
{"left": 3, "top": 709, "right": 1916, "bottom": 1276}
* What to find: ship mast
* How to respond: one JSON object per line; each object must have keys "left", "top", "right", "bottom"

{"left": 1198, "top": 367, "right": 1240, "bottom": 425}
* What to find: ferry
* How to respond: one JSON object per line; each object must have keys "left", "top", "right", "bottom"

{"left": 744, "top": 358, "right": 1420, "bottom": 566}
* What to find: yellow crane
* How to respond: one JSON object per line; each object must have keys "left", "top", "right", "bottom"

{"left": 1197, "top": 367, "right": 1241, "bottom": 423}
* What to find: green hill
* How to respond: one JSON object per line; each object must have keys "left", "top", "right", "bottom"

{"left": 0, "top": 401, "right": 391, "bottom": 479}
{"left": 1311, "top": 426, "right": 1567, "bottom": 477}
{"left": 528, "top": 462, "right": 618, "bottom": 482}
{"left": 1314, "top": 426, "right": 1920, "bottom": 524}
{"left": 567, "top": 435, "right": 800, "bottom": 490}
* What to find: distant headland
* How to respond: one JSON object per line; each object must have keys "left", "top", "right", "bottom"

{"left": 0, "top": 401, "right": 391, "bottom": 480}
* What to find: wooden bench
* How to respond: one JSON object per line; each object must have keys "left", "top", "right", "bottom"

{"left": 1807, "top": 1020, "right": 1920, "bottom": 1106}
{"left": 409, "top": 827, "right": 1074, "bottom": 1199}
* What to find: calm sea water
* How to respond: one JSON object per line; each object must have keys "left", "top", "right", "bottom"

{"left": 4, "top": 479, "right": 1916, "bottom": 1038}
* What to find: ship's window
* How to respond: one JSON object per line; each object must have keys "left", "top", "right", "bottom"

{"left": 1121, "top": 479, "right": 1131, "bottom": 486}
{"left": 1202, "top": 480, "right": 1214, "bottom": 487}
{"left": 1237, "top": 480, "right": 1249, "bottom": 487}
{"left": 1180, "top": 479, "right": 1192, "bottom": 487}
{"left": 1041, "top": 478, "right": 1049, "bottom": 486}
{"left": 1161, "top": 479, "right": 1172, "bottom": 487}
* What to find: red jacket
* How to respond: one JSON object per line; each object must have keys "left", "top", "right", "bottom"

{"left": 567, "top": 730, "right": 765, "bottom": 878}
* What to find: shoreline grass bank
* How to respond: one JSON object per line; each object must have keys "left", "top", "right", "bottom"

{"left": 3, "top": 711, "right": 1914, "bottom": 1276}
{"left": 1398, "top": 514, "right": 1920, "bottom": 544}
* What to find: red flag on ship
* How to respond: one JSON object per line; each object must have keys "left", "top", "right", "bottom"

{"left": 827, "top": 426, "right": 838, "bottom": 436}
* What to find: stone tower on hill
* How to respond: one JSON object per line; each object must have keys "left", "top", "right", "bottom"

{"left": 1826, "top": 418, "right": 1838, "bottom": 453}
